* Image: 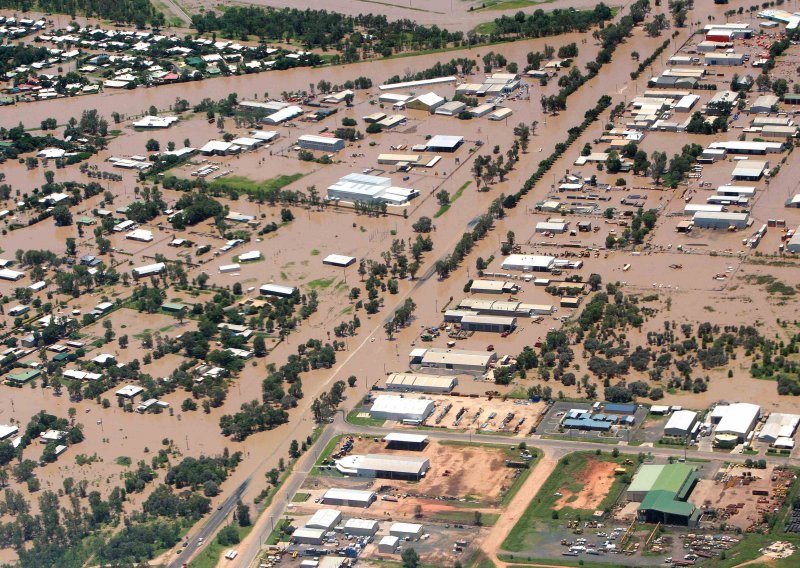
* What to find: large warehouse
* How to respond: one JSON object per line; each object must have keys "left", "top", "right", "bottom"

{"left": 757, "top": 412, "right": 800, "bottom": 443}
{"left": 501, "top": 254, "right": 556, "bottom": 272}
{"left": 385, "top": 372, "right": 457, "bottom": 393}
{"left": 306, "top": 509, "right": 342, "bottom": 530}
{"left": 628, "top": 464, "right": 700, "bottom": 526}
{"left": 327, "top": 173, "right": 418, "bottom": 205}
{"left": 297, "top": 135, "right": 345, "bottom": 153}
{"left": 335, "top": 454, "right": 430, "bottom": 480}
{"left": 410, "top": 347, "right": 498, "bottom": 374}
{"left": 343, "top": 518, "right": 379, "bottom": 537}
{"left": 712, "top": 402, "right": 761, "bottom": 443}
{"left": 369, "top": 395, "right": 435, "bottom": 422}
{"left": 459, "top": 314, "right": 516, "bottom": 333}
{"left": 692, "top": 211, "right": 750, "bottom": 230}
{"left": 321, "top": 488, "right": 376, "bottom": 508}
{"left": 664, "top": 410, "right": 699, "bottom": 438}
{"left": 389, "top": 522, "right": 424, "bottom": 540}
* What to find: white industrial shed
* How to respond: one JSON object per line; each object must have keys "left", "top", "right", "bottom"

{"left": 343, "top": 518, "right": 379, "bottom": 536}
{"left": 336, "top": 454, "right": 430, "bottom": 480}
{"left": 306, "top": 509, "right": 342, "bottom": 530}
{"left": 132, "top": 262, "right": 165, "bottom": 278}
{"left": 787, "top": 228, "right": 800, "bottom": 253}
{"left": 732, "top": 160, "right": 768, "bottom": 181}
{"left": 323, "top": 254, "right": 356, "bottom": 267}
{"left": 713, "top": 403, "right": 760, "bottom": 442}
{"left": 321, "top": 488, "right": 376, "bottom": 508}
{"left": 664, "top": 410, "right": 698, "bottom": 437}
{"left": 389, "top": 522, "right": 424, "bottom": 540}
{"left": 378, "top": 535, "right": 400, "bottom": 553}
{"left": 385, "top": 372, "right": 457, "bottom": 393}
{"left": 370, "top": 395, "right": 434, "bottom": 422}
{"left": 293, "top": 527, "right": 326, "bottom": 545}
{"left": 501, "top": 254, "right": 556, "bottom": 272}
{"left": 758, "top": 413, "right": 800, "bottom": 443}
{"left": 414, "top": 347, "right": 498, "bottom": 373}
{"left": 259, "top": 283, "right": 297, "bottom": 298}
{"left": 692, "top": 211, "right": 749, "bottom": 229}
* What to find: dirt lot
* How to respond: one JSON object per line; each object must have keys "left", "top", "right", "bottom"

{"left": 555, "top": 457, "right": 617, "bottom": 512}
{"left": 690, "top": 464, "right": 791, "bottom": 531}
{"left": 324, "top": 437, "right": 521, "bottom": 502}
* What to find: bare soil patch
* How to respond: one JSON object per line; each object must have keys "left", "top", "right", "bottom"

{"left": 555, "top": 458, "right": 616, "bottom": 511}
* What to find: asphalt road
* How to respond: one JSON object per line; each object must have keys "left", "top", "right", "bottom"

{"left": 170, "top": 478, "right": 251, "bottom": 567}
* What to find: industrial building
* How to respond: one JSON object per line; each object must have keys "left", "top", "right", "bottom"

{"left": 750, "top": 94, "right": 779, "bottom": 114}
{"left": 425, "top": 135, "right": 463, "bottom": 152}
{"left": 383, "top": 433, "right": 429, "bottom": 451}
{"left": 692, "top": 211, "right": 750, "bottom": 229}
{"left": 664, "top": 410, "right": 699, "bottom": 438}
{"left": 378, "top": 535, "right": 400, "bottom": 553}
{"left": 259, "top": 284, "right": 297, "bottom": 298}
{"left": 343, "top": 519, "right": 379, "bottom": 537}
{"left": 385, "top": 372, "right": 457, "bottom": 393}
{"left": 732, "top": 160, "right": 769, "bottom": 181}
{"left": 704, "top": 53, "right": 745, "bottom": 66}
{"left": 469, "top": 279, "right": 519, "bottom": 294}
{"left": 132, "top": 262, "right": 165, "bottom": 279}
{"left": 293, "top": 527, "right": 326, "bottom": 545}
{"left": 457, "top": 298, "right": 551, "bottom": 317}
{"left": 709, "top": 141, "right": 783, "bottom": 154}
{"left": 411, "top": 347, "right": 498, "bottom": 374}
{"left": 321, "top": 488, "right": 376, "bottom": 508}
{"left": 306, "top": 509, "right": 342, "bottom": 530}
{"left": 535, "top": 220, "right": 569, "bottom": 234}
{"left": 434, "top": 101, "right": 467, "bottom": 116}
{"left": 628, "top": 464, "right": 700, "bottom": 526}
{"left": 378, "top": 76, "right": 456, "bottom": 91}
{"left": 389, "top": 522, "right": 424, "bottom": 540}
{"left": 261, "top": 105, "right": 303, "bottom": 124}
{"left": 335, "top": 454, "right": 430, "bottom": 480}
{"left": 298, "top": 135, "right": 344, "bottom": 152}
{"left": 459, "top": 314, "right": 516, "bottom": 333}
{"left": 406, "top": 92, "right": 445, "bottom": 112}
{"left": 500, "top": 254, "right": 556, "bottom": 272}
{"left": 711, "top": 402, "right": 761, "bottom": 443}
{"left": 323, "top": 254, "right": 356, "bottom": 267}
{"left": 369, "top": 395, "right": 435, "bottom": 423}
{"left": 758, "top": 413, "right": 800, "bottom": 444}
{"left": 787, "top": 228, "right": 800, "bottom": 253}
{"left": 327, "top": 173, "right": 418, "bottom": 205}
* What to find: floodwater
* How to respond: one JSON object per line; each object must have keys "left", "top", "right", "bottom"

{"left": 1, "top": 1, "right": 797, "bottom": 564}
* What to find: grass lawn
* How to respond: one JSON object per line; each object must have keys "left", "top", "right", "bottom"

{"left": 474, "top": 0, "right": 553, "bottom": 11}
{"left": 307, "top": 278, "right": 336, "bottom": 290}
{"left": 208, "top": 173, "right": 303, "bottom": 197}
{"left": 291, "top": 492, "right": 310, "bottom": 503}
{"left": 434, "top": 181, "right": 470, "bottom": 218}
{"left": 189, "top": 525, "right": 251, "bottom": 568}
{"left": 346, "top": 409, "right": 385, "bottom": 427}
{"left": 467, "top": 551, "right": 497, "bottom": 568}
{"left": 265, "top": 518, "right": 292, "bottom": 546}
{"left": 501, "top": 451, "right": 633, "bottom": 552}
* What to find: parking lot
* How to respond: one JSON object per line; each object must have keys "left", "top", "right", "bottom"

{"left": 537, "top": 401, "right": 648, "bottom": 442}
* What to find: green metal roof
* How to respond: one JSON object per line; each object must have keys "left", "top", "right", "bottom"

{"left": 6, "top": 369, "right": 41, "bottom": 382}
{"left": 639, "top": 490, "right": 696, "bottom": 518}
{"left": 628, "top": 464, "right": 664, "bottom": 494}
{"left": 651, "top": 464, "right": 696, "bottom": 493}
